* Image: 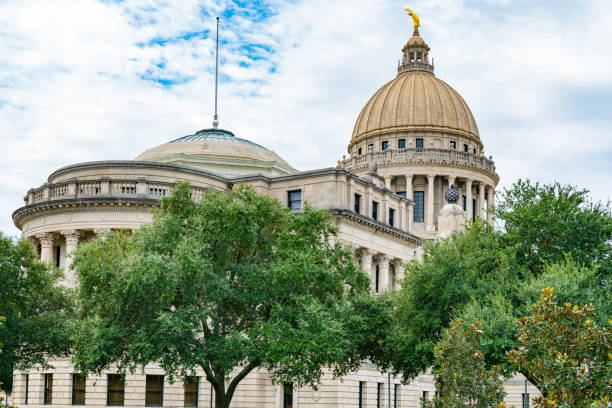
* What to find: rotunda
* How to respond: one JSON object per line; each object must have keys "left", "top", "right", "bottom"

{"left": 340, "top": 26, "right": 499, "bottom": 239}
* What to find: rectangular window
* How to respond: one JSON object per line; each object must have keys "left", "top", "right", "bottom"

{"left": 377, "top": 383, "right": 383, "bottom": 408}
{"left": 372, "top": 201, "right": 379, "bottom": 221}
{"left": 394, "top": 384, "right": 399, "bottom": 408}
{"left": 415, "top": 138, "right": 424, "bottom": 149}
{"left": 462, "top": 195, "right": 467, "bottom": 211}
{"left": 522, "top": 393, "right": 530, "bottom": 408}
{"left": 473, "top": 148, "right": 477, "bottom": 154}
{"left": 450, "top": 141, "right": 456, "bottom": 149}
{"left": 397, "top": 139, "right": 406, "bottom": 149}
{"left": 184, "top": 377, "right": 198, "bottom": 408}
{"left": 55, "top": 246, "right": 61, "bottom": 267}
{"left": 463, "top": 144, "right": 468, "bottom": 152}
{"left": 287, "top": 190, "right": 302, "bottom": 211}
{"left": 381, "top": 141, "right": 389, "bottom": 150}
{"left": 72, "top": 374, "right": 86, "bottom": 405}
{"left": 24, "top": 374, "right": 29, "bottom": 405}
{"left": 396, "top": 191, "right": 406, "bottom": 197}
{"left": 283, "top": 383, "right": 293, "bottom": 408}
{"left": 389, "top": 208, "right": 395, "bottom": 227}
{"left": 107, "top": 374, "right": 124, "bottom": 406}
{"left": 354, "top": 194, "right": 361, "bottom": 214}
{"left": 359, "top": 382, "right": 365, "bottom": 408}
{"left": 368, "top": 144, "right": 374, "bottom": 152}
{"left": 473, "top": 199, "right": 477, "bottom": 221}
{"left": 413, "top": 191, "right": 424, "bottom": 222}
{"left": 145, "top": 375, "right": 164, "bottom": 407}
{"left": 358, "top": 147, "right": 362, "bottom": 155}
{"left": 375, "top": 265, "right": 380, "bottom": 293}
{"left": 44, "top": 374, "right": 53, "bottom": 405}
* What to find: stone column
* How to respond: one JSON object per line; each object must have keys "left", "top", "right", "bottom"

{"left": 377, "top": 254, "right": 390, "bottom": 292}
{"left": 405, "top": 175, "right": 413, "bottom": 199}
{"left": 359, "top": 249, "right": 374, "bottom": 290}
{"left": 426, "top": 175, "right": 435, "bottom": 232}
{"left": 487, "top": 187, "right": 495, "bottom": 225}
{"left": 478, "top": 183, "right": 486, "bottom": 219}
{"left": 392, "top": 259, "right": 405, "bottom": 291}
{"left": 401, "top": 201, "right": 407, "bottom": 231}
{"left": 61, "top": 230, "right": 80, "bottom": 287}
{"left": 448, "top": 176, "right": 456, "bottom": 189}
{"left": 36, "top": 232, "right": 54, "bottom": 264}
{"left": 466, "top": 179, "right": 473, "bottom": 220}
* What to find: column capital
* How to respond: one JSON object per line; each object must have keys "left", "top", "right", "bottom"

{"left": 359, "top": 247, "right": 374, "bottom": 257}
{"left": 465, "top": 178, "right": 473, "bottom": 186}
{"left": 93, "top": 228, "right": 112, "bottom": 235}
{"left": 375, "top": 253, "right": 391, "bottom": 265}
{"left": 60, "top": 229, "right": 80, "bottom": 238}
{"left": 35, "top": 232, "right": 55, "bottom": 246}
{"left": 427, "top": 174, "right": 436, "bottom": 180}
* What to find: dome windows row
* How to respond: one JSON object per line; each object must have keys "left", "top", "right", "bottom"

{"left": 353, "top": 136, "right": 481, "bottom": 157}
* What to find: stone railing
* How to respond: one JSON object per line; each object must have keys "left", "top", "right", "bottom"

{"left": 25, "top": 179, "right": 208, "bottom": 206}
{"left": 340, "top": 148, "right": 496, "bottom": 174}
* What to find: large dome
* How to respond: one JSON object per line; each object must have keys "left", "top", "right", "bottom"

{"left": 348, "top": 30, "right": 481, "bottom": 153}
{"left": 136, "top": 128, "right": 296, "bottom": 177}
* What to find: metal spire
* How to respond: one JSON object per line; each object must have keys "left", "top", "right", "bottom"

{"left": 212, "top": 16, "right": 220, "bottom": 129}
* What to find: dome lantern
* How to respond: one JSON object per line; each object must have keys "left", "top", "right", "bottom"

{"left": 398, "top": 10, "right": 434, "bottom": 75}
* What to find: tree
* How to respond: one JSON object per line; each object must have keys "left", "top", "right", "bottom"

{"left": 496, "top": 179, "right": 612, "bottom": 275}
{"left": 421, "top": 319, "right": 507, "bottom": 408}
{"left": 72, "top": 183, "right": 385, "bottom": 408}
{"left": 0, "top": 233, "right": 74, "bottom": 393}
{"left": 507, "top": 288, "right": 612, "bottom": 407}
{"left": 391, "top": 220, "right": 524, "bottom": 379}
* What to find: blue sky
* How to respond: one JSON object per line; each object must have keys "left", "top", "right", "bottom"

{"left": 0, "top": 0, "right": 611, "bottom": 236}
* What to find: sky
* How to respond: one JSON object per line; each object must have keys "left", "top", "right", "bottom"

{"left": 0, "top": 0, "right": 611, "bottom": 237}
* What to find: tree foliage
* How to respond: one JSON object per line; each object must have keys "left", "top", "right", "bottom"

{"left": 507, "top": 288, "right": 611, "bottom": 407}
{"left": 421, "top": 319, "right": 507, "bottom": 408}
{"left": 72, "top": 183, "right": 386, "bottom": 408}
{"left": 392, "top": 180, "right": 612, "bottom": 382}
{"left": 0, "top": 233, "right": 74, "bottom": 393}
{"left": 392, "top": 220, "right": 523, "bottom": 379}
{"left": 496, "top": 179, "right": 612, "bottom": 275}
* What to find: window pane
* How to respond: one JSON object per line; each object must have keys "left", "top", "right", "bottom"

{"left": 73, "top": 374, "right": 86, "bottom": 405}
{"left": 416, "top": 138, "right": 424, "bottom": 149}
{"left": 372, "top": 202, "right": 378, "bottom": 221}
{"left": 44, "top": 374, "right": 53, "bottom": 405}
{"left": 398, "top": 139, "right": 406, "bottom": 149}
{"left": 414, "top": 192, "right": 424, "bottom": 222}
{"left": 107, "top": 374, "right": 124, "bottom": 406}
{"left": 389, "top": 209, "right": 395, "bottom": 227}
{"left": 382, "top": 141, "right": 389, "bottom": 150}
{"left": 354, "top": 194, "right": 361, "bottom": 214}
{"left": 288, "top": 190, "right": 302, "bottom": 210}
{"left": 146, "top": 375, "right": 164, "bottom": 407}
{"left": 184, "top": 377, "right": 198, "bottom": 408}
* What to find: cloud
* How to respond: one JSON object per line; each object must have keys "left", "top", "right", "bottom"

{"left": 0, "top": 0, "right": 611, "bottom": 236}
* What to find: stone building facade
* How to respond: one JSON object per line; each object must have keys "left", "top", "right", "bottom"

{"left": 7, "top": 23, "right": 539, "bottom": 408}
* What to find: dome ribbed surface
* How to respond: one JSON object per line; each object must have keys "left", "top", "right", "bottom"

{"left": 350, "top": 71, "right": 480, "bottom": 149}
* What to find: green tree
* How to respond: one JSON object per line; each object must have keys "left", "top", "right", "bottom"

{"left": 496, "top": 179, "right": 612, "bottom": 275}
{"left": 391, "top": 220, "right": 524, "bottom": 379}
{"left": 72, "top": 183, "right": 386, "bottom": 408}
{"left": 0, "top": 233, "right": 74, "bottom": 393}
{"left": 507, "top": 288, "right": 612, "bottom": 407}
{"left": 421, "top": 319, "right": 507, "bottom": 408}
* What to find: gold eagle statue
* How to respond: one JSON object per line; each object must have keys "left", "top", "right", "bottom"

{"left": 405, "top": 8, "right": 420, "bottom": 30}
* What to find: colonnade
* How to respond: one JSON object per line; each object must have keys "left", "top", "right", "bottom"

{"left": 357, "top": 248, "right": 407, "bottom": 293}
{"left": 380, "top": 173, "right": 496, "bottom": 231}
{"left": 30, "top": 228, "right": 113, "bottom": 287}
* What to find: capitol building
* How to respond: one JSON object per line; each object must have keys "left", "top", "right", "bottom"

{"left": 8, "top": 16, "right": 538, "bottom": 408}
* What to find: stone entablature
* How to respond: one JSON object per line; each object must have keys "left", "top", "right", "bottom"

{"left": 341, "top": 148, "right": 497, "bottom": 179}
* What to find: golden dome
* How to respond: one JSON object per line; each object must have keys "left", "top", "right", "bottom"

{"left": 349, "top": 71, "right": 480, "bottom": 151}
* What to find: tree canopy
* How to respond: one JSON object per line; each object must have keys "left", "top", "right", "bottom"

{"left": 0, "top": 233, "right": 74, "bottom": 393}
{"left": 391, "top": 179, "right": 612, "bottom": 382}
{"left": 508, "top": 288, "right": 611, "bottom": 407}
{"left": 72, "top": 183, "right": 387, "bottom": 408}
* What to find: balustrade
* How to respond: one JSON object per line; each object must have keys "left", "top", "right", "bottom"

{"left": 343, "top": 148, "right": 496, "bottom": 174}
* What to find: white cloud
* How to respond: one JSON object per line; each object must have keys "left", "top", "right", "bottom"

{"left": 0, "top": 0, "right": 611, "bottom": 236}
